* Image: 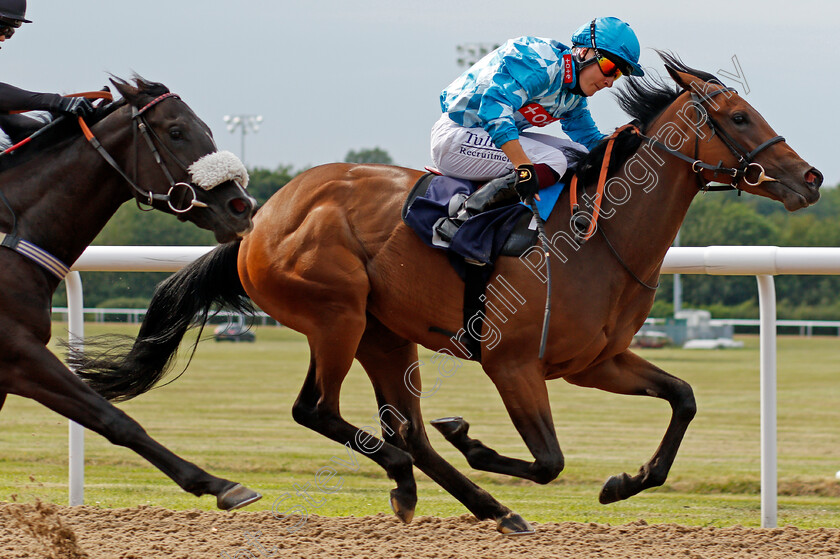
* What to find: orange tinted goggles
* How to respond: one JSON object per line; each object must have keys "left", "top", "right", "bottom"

{"left": 595, "top": 56, "right": 623, "bottom": 79}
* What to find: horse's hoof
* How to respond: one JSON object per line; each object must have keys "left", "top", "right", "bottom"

{"left": 430, "top": 417, "right": 468, "bottom": 440}
{"left": 496, "top": 512, "right": 534, "bottom": 535}
{"left": 217, "top": 483, "right": 262, "bottom": 511}
{"left": 389, "top": 488, "right": 417, "bottom": 524}
{"left": 599, "top": 473, "right": 631, "bottom": 504}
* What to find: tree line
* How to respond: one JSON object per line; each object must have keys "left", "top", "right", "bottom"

{"left": 651, "top": 185, "right": 840, "bottom": 320}
{"left": 53, "top": 149, "right": 840, "bottom": 321}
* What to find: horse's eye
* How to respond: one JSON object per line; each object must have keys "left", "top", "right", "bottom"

{"left": 169, "top": 127, "right": 184, "bottom": 140}
{"left": 732, "top": 113, "right": 748, "bottom": 125}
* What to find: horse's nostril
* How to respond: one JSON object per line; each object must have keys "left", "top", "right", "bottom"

{"left": 229, "top": 198, "right": 248, "bottom": 214}
{"left": 805, "top": 168, "right": 823, "bottom": 188}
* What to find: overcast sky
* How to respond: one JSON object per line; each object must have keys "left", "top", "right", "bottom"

{"left": 5, "top": 1, "right": 837, "bottom": 185}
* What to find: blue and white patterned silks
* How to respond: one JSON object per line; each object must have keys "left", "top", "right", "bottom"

{"left": 439, "top": 36, "right": 605, "bottom": 151}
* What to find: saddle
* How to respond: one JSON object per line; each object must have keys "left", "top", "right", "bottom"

{"left": 402, "top": 172, "right": 539, "bottom": 274}
{"left": 402, "top": 171, "right": 564, "bottom": 361}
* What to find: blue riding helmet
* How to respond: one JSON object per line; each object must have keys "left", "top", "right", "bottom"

{"left": 571, "top": 17, "right": 644, "bottom": 77}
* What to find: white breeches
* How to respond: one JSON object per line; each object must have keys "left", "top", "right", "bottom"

{"left": 430, "top": 114, "right": 587, "bottom": 181}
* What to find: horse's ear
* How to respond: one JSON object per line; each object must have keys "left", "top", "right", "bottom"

{"left": 109, "top": 77, "right": 139, "bottom": 105}
{"left": 665, "top": 66, "right": 695, "bottom": 90}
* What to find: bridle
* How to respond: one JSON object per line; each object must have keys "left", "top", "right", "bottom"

{"left": 79, "top": 92, "right": 210, "bottom": 214}
{"left": 570, "top": 83, "right": 789, "bottom": 235}
{"left": 566, "top": 83, "right": 788, "bottom": 290}
{"left": 0, "top": 91, "right": 222, "bottom": 281}
{"left": 529, "top": 80, "right": 788, "bottom": 359}
{"left": 641, "top": 86, "right": 786, "bottom": 192}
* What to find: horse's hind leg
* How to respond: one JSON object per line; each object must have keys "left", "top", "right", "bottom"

{"left": 355, "top": 316, "right": 533, "bottom": 534}
{"left": 244, "top": 205, "right": 418, "bottom": 520}
{"left": 565, "top": 349, "right": 696, "bottom": 503}
{"left": 291, "top": 320, "right": 418, "bottom": 523}
{"left": 0, "top": 336, "right": 260, "bottom": 510}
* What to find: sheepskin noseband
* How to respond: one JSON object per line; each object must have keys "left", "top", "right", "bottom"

{"left": 188, "top": 150, "right": 249, "bottom": 190}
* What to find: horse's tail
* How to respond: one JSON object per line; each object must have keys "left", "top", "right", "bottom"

{"left": 72, "top": 241, "right": 250, "bottom": 402}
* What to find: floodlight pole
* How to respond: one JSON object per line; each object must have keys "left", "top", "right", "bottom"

{"left": 222, "top": 114, "right": 263, "bottom": 165}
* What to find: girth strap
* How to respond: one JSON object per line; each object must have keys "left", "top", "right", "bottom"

{"left": 462, "top": 262, "right": 488, "bottom": 362}
{"left": 0, "top": 232, "right": 70, "bottom": 280}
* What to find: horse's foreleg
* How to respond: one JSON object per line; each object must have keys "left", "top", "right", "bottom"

{"left": 355, "top": 316, "right": 532, "bottom": 534}
{"left": 0, "top": 338, "right": 260, "bottom": 510}
{"left": 435, "top": 364, "right": 565, "bottom": 485}
{"left": 565, "top": 349, "right": 696, "bottom": 503}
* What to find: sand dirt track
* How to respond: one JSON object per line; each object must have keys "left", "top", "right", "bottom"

{"left": 2, "top": 502, "right": 840, "bottom": 558}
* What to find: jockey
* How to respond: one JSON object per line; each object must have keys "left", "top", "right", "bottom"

{"left": 0, "top": 0, "right": 94, "bottom": 152}
{"left": 431, "top": 17, "right": 644, "bottom": 241}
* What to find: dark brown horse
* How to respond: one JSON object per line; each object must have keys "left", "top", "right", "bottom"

{"left": 0, "top": 77, "right": 261, "bottom": 510}
{"left": 76, "top": 55, "right": 822, "bottom": 532}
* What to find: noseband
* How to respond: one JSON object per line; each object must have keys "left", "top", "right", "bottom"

{"left": 79, "top": 92, "right": 208, "bottom": 214}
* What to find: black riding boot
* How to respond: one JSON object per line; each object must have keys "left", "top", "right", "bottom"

{"left": 435, "top": 171, "right": 520, "bottom": 243}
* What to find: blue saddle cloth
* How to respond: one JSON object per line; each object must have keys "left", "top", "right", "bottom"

{"left": 403, "top": 175, "right": 564, "bottom": 267}
{"left": 527, "top": 180, "right": 566, "bottom": 220}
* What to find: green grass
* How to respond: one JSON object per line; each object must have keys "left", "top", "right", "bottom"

{"left": 1, "top": 322, "right": 839, "bottom": 528}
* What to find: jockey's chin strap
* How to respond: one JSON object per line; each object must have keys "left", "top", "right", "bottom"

{"left": 78, "top": 92, "right": 208, "bottom": 214}
{"left": 567, "top": 85, "right": 786, "bottom": 290}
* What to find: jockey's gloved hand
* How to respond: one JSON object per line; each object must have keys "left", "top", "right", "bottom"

{"left": 514, "top": 163, "right": 539, "bottom": 200}
{"left": 56, "top": 97, "right": 95, "bottom": 118}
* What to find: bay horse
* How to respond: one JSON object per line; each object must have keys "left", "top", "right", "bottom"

{"left": 0, "top": 77, "right": 262, "bottom": 510}
{"left": 75, "top": 55, "right": 822, "bottom": 532}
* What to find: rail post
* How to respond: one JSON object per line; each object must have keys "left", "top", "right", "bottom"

{"left": 65, "top": 271, "right": 85, "bottom": 506}
{"left": 757, "top": 274, "right": 777, "bottom": 528}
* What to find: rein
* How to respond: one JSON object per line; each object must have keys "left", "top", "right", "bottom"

{"left": 566, "top": 85, "right": 786, "bottom": 291}
{"left": 527, "top": 197, "right": 552, "bottom": 360}
{"left": 569, "top": 123, "right": 639, "bottom": 241}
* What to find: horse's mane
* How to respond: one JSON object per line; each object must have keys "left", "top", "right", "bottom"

{"left": 573, "top": 51, "right": 727, "bottom": 185}
{"left": 0, "top": 76, "right": 169, "bottom": 175}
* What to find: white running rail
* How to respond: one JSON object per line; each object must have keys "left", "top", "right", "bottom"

{"left": 63, "top": 245, "right": 840, "bottom": 527}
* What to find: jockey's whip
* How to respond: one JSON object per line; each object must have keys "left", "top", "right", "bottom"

{"left": 527, "top": 197, "right": 551, "bottom": 360}
{"left": 0, "top": 115, "right": 67, "bottom": 157}
{"left": 1, "top": 89, "right": 113, "bottom": 157}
